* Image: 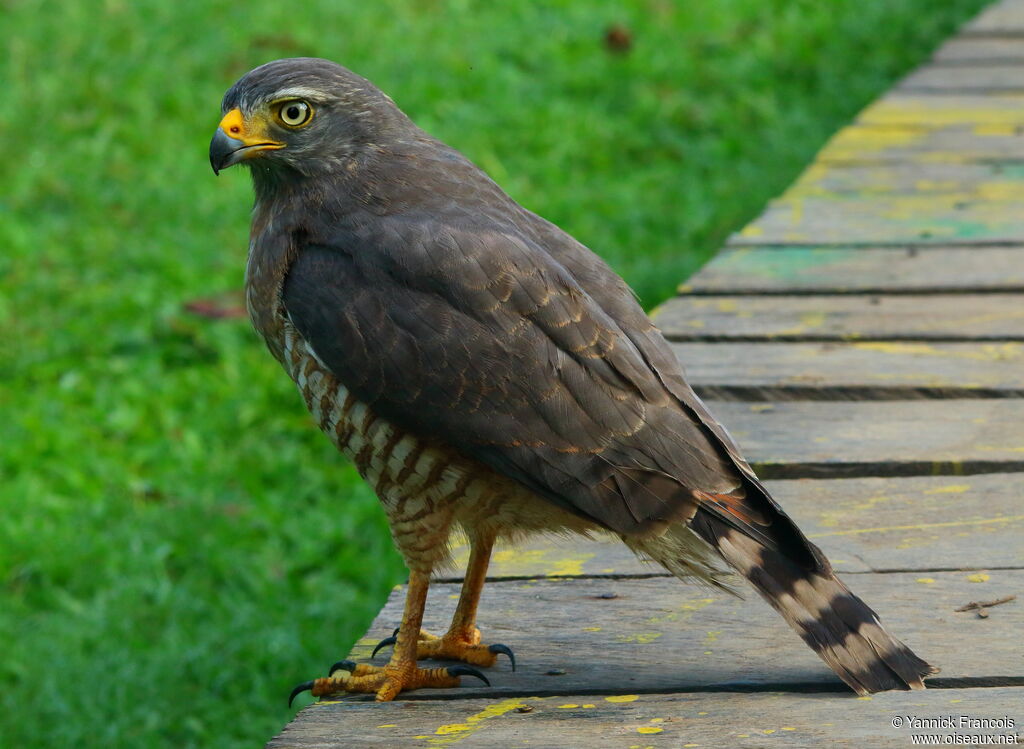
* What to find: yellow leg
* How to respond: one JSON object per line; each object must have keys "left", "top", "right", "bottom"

{"left": 409, "top": 533, "right": 516, "bottom": 670}
{"left": 291, "top": 570, "right": 490, "bottom": 704}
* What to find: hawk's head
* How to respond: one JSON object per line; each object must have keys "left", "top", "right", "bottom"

{"left": 209, "top": 58, "right": 406, "bottom": 178}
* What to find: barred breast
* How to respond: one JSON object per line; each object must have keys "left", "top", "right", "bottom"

{"left": 278, "top": 322, "right": 596, "bottom": 571}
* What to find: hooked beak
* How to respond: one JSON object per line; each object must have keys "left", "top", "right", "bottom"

{"left": 209, "top": 108, "right": 283, "bottom": 175}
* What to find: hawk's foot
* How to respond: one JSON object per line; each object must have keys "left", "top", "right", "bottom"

{"left": 289, "top": 662, "right": 489, "bottom": 704}
{"left": 371, "top": 627, "right": 515, "bottom": 670}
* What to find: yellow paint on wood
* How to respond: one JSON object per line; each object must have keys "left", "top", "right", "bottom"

{"left": 917, "top": 578, "right": 936, "bottom": 584}
{"left": 967, "top": 573, "right": 990, "bottom": 583}
{"left": 617, "top": 632, "right": 662, "bottom": 644}
{"left": 637, "top": 726, "right": 663, "bottom": 734}
{"left": 426, "top": 698, "right": 527, "bottom": 745}
{"left": 862, "top": 97, "right": 1024, "bottom": 127}
{"left": 975, "top": 124, "right": 1019, "bottom": 136}
{"left": 809, "top": 514, "right": 1024, "bottom": 538}
{"left": 924, "top": 484, "right": 970, "bottom": 494}
{"left": 483, "top": 547, "right": 595, "bottom": 577}
{"left": 606, "top": 694, "right": 640, "bottom": 703}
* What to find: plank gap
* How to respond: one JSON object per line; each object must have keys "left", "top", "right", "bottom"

{"left": 322, "top": 677, "right": 1024, "bottom": 705}
{"left": 681, "top": 287, "right": 1024, "bottom": 296}
{"left": 692, "top": 384, "right": 1024, "bottom": 401}
{"left": 751, "top": 459, "right": 1024, "bottom": 480}
{"left": 726, "top": 239, "right": 1024, "bottom": 249}
{"left": 434, "top": 563, "right": 1024, "bottom": 584}
{"left": 899, "top": 86, "right": 1024, "bottom": 94}
{"left": 666, "top": 334, "right": 1024, "bottom": 343}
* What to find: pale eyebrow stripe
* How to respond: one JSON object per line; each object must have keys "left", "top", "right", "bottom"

{"left": 268, "top": 86, "right": 325, "bottom": 101}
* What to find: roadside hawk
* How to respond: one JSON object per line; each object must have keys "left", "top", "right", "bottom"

{"left": 209, "top": 58, "right": 936, "bottom": 703}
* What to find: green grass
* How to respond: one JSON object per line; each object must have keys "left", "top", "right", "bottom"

{"left": 0, "top": 0, "right": 987, "bottom": 746}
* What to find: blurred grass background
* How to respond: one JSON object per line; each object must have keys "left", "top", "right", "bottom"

{"left": 0, "top": 0, "right": 988, "bottom": 746}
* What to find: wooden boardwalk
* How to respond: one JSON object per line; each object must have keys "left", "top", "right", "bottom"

{"left": 268, "top": 3, "right": 1024, "bottom": 746}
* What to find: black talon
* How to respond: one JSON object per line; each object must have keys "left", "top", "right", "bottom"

{"left": 448, "top": 665, "right": 491, "bottom": 687}
{"left": 371, "top": 635, "right": 397, "bottom": 658}
{"left": 488, "top": 643, "right": 516, "bottom": 672}
{"left": 288, "top": 680, "right": 316, "bottom": 708}
{"left": 329, "top": 659, "right": 357, "bottom": 677}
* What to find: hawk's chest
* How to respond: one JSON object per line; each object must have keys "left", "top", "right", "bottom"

{"left": 242, "top": 209, "right": 407, "bottom": 493}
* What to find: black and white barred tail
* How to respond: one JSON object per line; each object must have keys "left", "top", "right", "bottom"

{"left": 634, "top": 508, "right": 938, "bottom": 695}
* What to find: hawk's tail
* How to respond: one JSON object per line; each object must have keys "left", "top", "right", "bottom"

{"left": 635, "top": 509, "right": 938, "bottom": 695}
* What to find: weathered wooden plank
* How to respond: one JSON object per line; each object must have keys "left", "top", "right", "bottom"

{"left": 318, "top": 570, "right": 1024, "bottom": 702}
{"left": 819, "top": 124, "right": 1024, "bottom": 164}
{"left": 900, "top": 64, "right": 1024, "bottom": 93}
{"left": 731, "top": 193, "right": 1024, "bottom": 244}
{"left": 683, "top": 247, "right": 1024, "bottom": 293}
{"left": 676, "top": 341, "right": 1024, "bottom": 399}
{"left": 784, "top": 162, "right": 1024, "bottom": 197}
{"left": 655, "top": 294, "right": 1024, "bottom": 341}
{"left": 271, "top": 687, "right": 1024, "bottom": 748}
{"left": 934, "top": 37, "right": 1024, "bottom": 63}
{"left": 964, "top": 0, "right": 1024, "bottom": 34}
{"left": 447, "top": 473, "right": 1024, "bottom": 579}
{"left": 708, "top": 399, "right": 1024, "bottom": 478}
{"left": 859, "top": 94, "right": 1024, "bottom": 127}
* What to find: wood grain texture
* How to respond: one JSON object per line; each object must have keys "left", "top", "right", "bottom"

{"left": 675, "top": 341, "right": 1024, "bottom": 400}
{"left": 682, "top": 247, "right": 1024, "bottom": 294}
{"left": 655, "top": 294, "right": 1024, "bottom": 341}
{"left": 322, "top": 570, "right": 1023, "bottom": 701}
{"left": 818, "top": 124, "right": 1024, "bottom": 164}
{"left": 859, "top": 94, "right": 1024, "bottom": 127}
{"left": 934, "top": 37, "right": 1024, "bottom": 63}
{"left": 703, "top": 399, "right": 1024, "bottom": 478}
{"left": 900, "top": 64, "right": 1024, "bottom": 93}
{"left": 270, "top": 688, "right": 1024, "bottom": 748}
{"left": 730, "top": 194, "right": 1024, "bottom": 244}
{"left": 964, "top": 0, "right": 1024, "bottom": 34}
{"left": 447, "top": 473, "right": 1024, "bottom": 578}
{"left": 268, "top": 688, "right": 1019, "bottom": 745}
{"left": 784, "top": 163, "right": 1024, "bottom": 197}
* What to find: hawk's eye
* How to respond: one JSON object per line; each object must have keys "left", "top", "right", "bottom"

{"left": 277, "top": 100, "right": 312, "bottom": 127}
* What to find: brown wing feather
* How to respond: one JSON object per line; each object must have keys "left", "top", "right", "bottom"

{"left": 282, "top": 223, "right": 740, "bottom": 536}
